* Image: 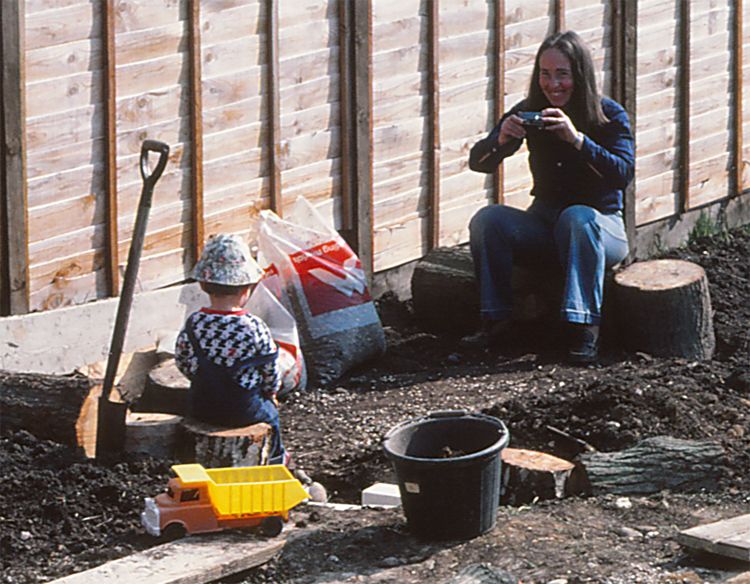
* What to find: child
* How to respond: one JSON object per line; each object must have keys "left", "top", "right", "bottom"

{"left": 174, "top": 234, "right": 288, "bottom": 465}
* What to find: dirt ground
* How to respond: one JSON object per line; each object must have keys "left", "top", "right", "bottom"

{"left": 2, "top": 226, "right": 749, "bottom": 584}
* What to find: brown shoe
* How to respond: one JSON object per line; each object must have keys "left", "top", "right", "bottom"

{"left": 460, "top": 320, "right": 510, "bottom": 349}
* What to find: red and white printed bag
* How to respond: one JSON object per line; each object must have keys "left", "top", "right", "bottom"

{"left": 246, "top": 280, "right": 307, "bottom": 398}
{"left": 257, "top": 198, "right": 385, "bottom": 386}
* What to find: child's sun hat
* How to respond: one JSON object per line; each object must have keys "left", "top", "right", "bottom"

{"left": 192, "top": 233, "right": 263, "bottom": 286}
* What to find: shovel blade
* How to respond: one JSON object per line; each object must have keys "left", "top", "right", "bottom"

{"left": 95, "top": 398, "right": 128, "bottom": 457}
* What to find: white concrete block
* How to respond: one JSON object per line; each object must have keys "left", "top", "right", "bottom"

{"left": 361, "top": 483, "right": 401, "bottom": 508}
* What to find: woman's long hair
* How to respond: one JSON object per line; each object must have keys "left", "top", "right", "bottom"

{"left": 526, "top": 31, "right": 608, "bottom": 131}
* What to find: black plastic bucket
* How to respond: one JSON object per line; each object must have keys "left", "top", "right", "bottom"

{"left": 383, "top": 410, "right": 509, "bottom": 540}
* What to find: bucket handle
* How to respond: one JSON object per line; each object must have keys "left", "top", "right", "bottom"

{"left": 427, "top": 410, "right": 468, "bottom": 419}
{"left": 383, "top": 410, "right": 473, "bottom": 442}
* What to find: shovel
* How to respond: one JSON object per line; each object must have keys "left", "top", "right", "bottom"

{"left": 95, "top": 139, "right": 170, "bottom": 458}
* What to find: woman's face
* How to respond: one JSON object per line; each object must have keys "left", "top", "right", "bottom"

{"left": 538, "top": 48, "right": 574, "bottom": 107}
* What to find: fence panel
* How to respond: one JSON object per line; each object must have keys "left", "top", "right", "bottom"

{"left": 2, "top": 1, "right": 749, "bottom": 315}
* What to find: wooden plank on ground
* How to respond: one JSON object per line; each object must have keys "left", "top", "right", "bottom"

{"left": 677, "top": 513, "right": 750, "bottom": 561}
{"left": 48, "top": 532, "right": 285, "bottom": 584}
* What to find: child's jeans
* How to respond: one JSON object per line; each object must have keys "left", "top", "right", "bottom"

{"left": 469, "top": 200, "right": 629, "bottom": 325}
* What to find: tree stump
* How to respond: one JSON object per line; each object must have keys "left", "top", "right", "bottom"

{"left": 613, "top": 259, "right": 715, "bottom": 359}
{"left": 180, "top": 418, "right": 272, "bottom": 468}
{"left": 579, "top": 436, "right": 725, "bottom": 495}
{"left": 410, "top": 245, "right": 558, "bottom": 334}
{"left": 500, "top": 448, "right": 578, "bottom": 505}
{"left": 133, "top": 358, "right": 189, "bottom": 415}
{"left": 124, "top": 412, "right": 183, "bottom": 459}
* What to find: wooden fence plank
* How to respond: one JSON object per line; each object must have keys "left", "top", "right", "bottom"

{"left": 102, "top": 0, "right": 119, "bottom": 297}
{"left": 678, "top": 513, "right": 750, "bottom": 562}
{"left": 493, "top": 0, "right": 506, "bottom": 205}
{"left": 339, "top": 0, "right": 353, "bottom": 232}
{"left": 428, "top": 0, "right": 440, "bottom": 250}
{"left": 266, "top": 0, "right": 282, "bottom": 215}
{"left": 189, "top": 0, "right": 204, "bottom": 262}
{"left": 0, "top": 1, "right": 6, "bottom": 315}
{"left": 2, "top": 1, "right": 29, "bottom": 314}
{"left": 678, "top": 0, "right": 690, "bottom": 213}
{"left": 354, "top": 0, "right": 373, "bottom": 278}
{"left": 734, "top": 0, "right": 744, "bottom": 197}
{"left": 555, "top": 0, "right": 566, "bottom": 33}
{"left": 25, "top": 3, "right": 99, "bottom": 51}
{"left": 616, "top": 0, "right": 637, "bottom": 248}
{"left": 113, "top": 0, "right": 186, "bottom": 35}
{"left": 25, "top": 38, "right": 101, "bottom": 83}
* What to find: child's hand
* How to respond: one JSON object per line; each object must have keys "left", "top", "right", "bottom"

{"left": 271, "top": 393, "right": 279, "bottom": 407}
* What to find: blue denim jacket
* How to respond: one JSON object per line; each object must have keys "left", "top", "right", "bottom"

{"left": 469, "top": 97, "right": 634, "bottom": 213}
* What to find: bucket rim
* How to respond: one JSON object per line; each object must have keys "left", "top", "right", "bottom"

{"left": 382, "top": 410, "right": 510, "bottom": 465}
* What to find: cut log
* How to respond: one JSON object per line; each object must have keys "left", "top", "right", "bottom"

{"left": 134, "top": 358, "right": 189, "bottom": 415}
{"left": 677, "top": 513, "right": 750, "bottom": 562}
{"left": 579, "top": 436, "right": 725, "bottom": 495}
{"left": 613, "top": 259, "right": 715, "bottom": 359}
{"left": 125, "top": 412, "right": 183, "bottom": 459}
{"left": 500, "top": 447, "right": 578, "bottom": 505}
{"left": 180, "top": 418, "right": 272, "bottom": 467}
{"left": 410, "top": 245, "right": 559, "bottom": 334}
{"left": 0, "top": 370, "right": 93, "bottom": 446}
{"left": 411, "top": 246, "right": 479, "bottom": 334}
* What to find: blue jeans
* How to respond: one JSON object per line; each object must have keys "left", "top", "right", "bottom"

{"left": 469, "top": 200, "right": 629, "bottom": 325}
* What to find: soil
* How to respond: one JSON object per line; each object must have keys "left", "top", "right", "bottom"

{"left": 2, "top": 226, "right": 750, "bottom": 584}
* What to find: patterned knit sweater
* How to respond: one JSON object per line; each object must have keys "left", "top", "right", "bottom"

{"left": 175, "top": 308, "right": 281, "bottom": 396}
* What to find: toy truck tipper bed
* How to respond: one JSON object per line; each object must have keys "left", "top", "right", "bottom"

{"left": 142, "top": 463, "right": 308, "bottom": 538}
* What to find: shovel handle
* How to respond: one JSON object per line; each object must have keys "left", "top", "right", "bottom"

{"left": 140, "top": 140, "right": 170, "bottom": 191}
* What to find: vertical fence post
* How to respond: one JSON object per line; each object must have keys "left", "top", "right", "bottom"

{"left": 266, "top": 0, "right": 283, "bottom": 216}
{"left": 427, "top": 0, "right": 441, "bottom": 250}
{"left": 613, "top": 0, "right": 638, "bottom": 259}
{"left": 338, "top": 0, "right": 354, "bottom": 236}
{"left": 732, "top": 0, "right": 745, "bottom": 197}
{"left": 678, "top": 0, "right": 691, "bottom": 213}
{"left": 0, "top": 2, "right": 7, "bottom": 315}
{"left": 492, "top": 0, "right": 505, "bottom": 206}
{"left": 353, "top": 0, "right": 373, "bottom": 281}
{"left": 554, "top": 0, "right": 566, "bottom": 33}
{"left": 1, "top": 1, "right": 29, "bottom": 314}
{"left": 102, "top": 0, "right": 119, "bottom": 297}
{"left": 189, "top": 0, "right": 204, "bottom": 258}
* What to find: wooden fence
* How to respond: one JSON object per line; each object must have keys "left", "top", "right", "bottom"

{"left": 1, "top": 0, "right": 748, "bottom": 316}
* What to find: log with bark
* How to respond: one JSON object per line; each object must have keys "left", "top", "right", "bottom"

{"left": 0, "top": 371, "right": 94, "bottom": 446}
{"left": 411, "top": 246, "right": 560, "bottom": 333}
{"left": 579, "top": 436, "right": 725, "bottom": 495}
{"left": 180, "top": 418, "right": 272, "bottom": 467}
{"left": 613, "top": 259, "right": 715, "bottom": 359}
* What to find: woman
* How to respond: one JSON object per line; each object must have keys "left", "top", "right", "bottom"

{"left": 465, "top": 30, "right": 634, "bottom": 363}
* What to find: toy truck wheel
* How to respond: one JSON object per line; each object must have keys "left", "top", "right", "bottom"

{"left": 162, "top": 523, "right": 187, "bottom": 541}
{"left": 260, "top": 516, "right": 284, "bottom": 537}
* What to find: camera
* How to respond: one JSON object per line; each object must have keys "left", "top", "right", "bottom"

{"left": 517, "top": 111, "right": 545, "bottom": 129}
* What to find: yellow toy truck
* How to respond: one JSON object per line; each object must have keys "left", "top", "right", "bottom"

{"left": 141, "top": 463, "right": 309, "bottom": 539}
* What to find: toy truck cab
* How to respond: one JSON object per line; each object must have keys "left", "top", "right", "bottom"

{"left": 142, "top": 464, "right": 308, "bottom": 539}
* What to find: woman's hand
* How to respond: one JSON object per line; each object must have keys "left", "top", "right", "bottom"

{"left": 542, "top": 108, "right": 580, "bottom": 145}
{"left": 498, "top": 114, "right": 527, "bottom": 145}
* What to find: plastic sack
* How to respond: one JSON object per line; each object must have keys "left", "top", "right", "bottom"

{"left": 257, "top": 197, "right": 386, "bottom": 386}
{"left": 246, "top": 281, "right": 307, "bottom": 398}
